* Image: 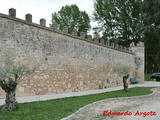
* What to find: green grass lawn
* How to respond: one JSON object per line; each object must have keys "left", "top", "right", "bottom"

{"left": 0, "top": 87, "right": 153, "bottom": 120}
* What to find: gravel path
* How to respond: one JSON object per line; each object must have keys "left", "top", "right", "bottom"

{"left": 63, "top": 87, "right": 160, "bottom": 120}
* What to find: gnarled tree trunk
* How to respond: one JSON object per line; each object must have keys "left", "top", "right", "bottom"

{"left": 0, "top": 54, "right": 34, "bottom": 112}
{"left": 123, "top": 74, "right": 129, "bottom": 92}
{"left": 2, "top": 90, "right": 17, "bottom": 112}
{"left": 0, "top": 78, "right": 17, "bottom": 112}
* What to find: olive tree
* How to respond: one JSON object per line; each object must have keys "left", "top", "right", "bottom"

{"left": 0, "top": 54, "right": 34, "bottom": 112}
{"left": 114, "top": 64, "right": 130, "bottom": 92}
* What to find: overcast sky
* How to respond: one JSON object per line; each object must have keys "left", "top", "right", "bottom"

{"left": 0, "top": 0, "right": 94, "bottom": 29}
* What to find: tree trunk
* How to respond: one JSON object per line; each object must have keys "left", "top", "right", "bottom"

{"left": 123, "top": 74, "right": 129, "bottom": 92}
{"left": 2, "top": 90, "right": 17, "bottom": 112}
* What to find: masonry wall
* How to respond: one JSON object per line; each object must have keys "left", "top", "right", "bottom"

{"left": 0, "top": 10, "right": 143, "bottom": 98}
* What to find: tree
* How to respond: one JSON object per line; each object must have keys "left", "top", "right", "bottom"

{"left": 51, "top": 4, "right": 91, "bottom": 36}
{"left": 143, "top": 0, "right": 160, "bottom": 73}
{"left": 123, "top": 74, "right": 129, "bottom": 92}
{"left": 113, "top": 64, "right": 130, "bottom": 92}
{"left": 93, "top": 0, "right": 143, "bottom": 47}
{"left": 0, "top": 54, "right": 34, "bottom": 112}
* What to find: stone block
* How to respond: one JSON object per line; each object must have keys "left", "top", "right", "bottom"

{"left": 72, "top": 29, "right": 77, "bottom": 36}
{"left": 52, "top": 23, "right": 59, "bottom": 31}
{"left": 9, "top": 8, "right": 16, "bottom": 18}
{"left": 63, "top": 26, "right": 68, "bottom": 33}
{"left": 106, "top": 41, "right": 110, "bottom": 47}
{"left": 40, "top": 18, "right": 46, "bottom": 27}
{"left": 25, "top": 14, "right": 32, "bottom": 23}
{"left": 137, "top": 42, "right": 144, "bottom": 47}
{"left": 119, "top": 45, "right": 123, "bottom": 51}
{"left": 94, "top": 37, "right": 99, "bottom": 44}
{"left": 111, "top": 42, "right": 115, "bottom": 48}
{"left": 115, "top": 44, "right": 119, "bottom": 49}
{"left": 130, "top": 42, "right": 135, "bottom": 47}
{"left": 87, "top": 35, "right": 92, "bottom": 41}
{"left": 101, "top": 39, "right": 105, "bottom": 45}
{"left": 80, "top": 32, "right": 86, "bottom": 39}
{"left": 124, "top": 47, "right": 127, "bottom": 52}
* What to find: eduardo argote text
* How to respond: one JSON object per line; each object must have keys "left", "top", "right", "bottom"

{"left": 103, "top": 110, "right": 156, "bottom": 117}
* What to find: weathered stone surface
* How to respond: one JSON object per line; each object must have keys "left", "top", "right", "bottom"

{"left": 51, "top": 23, "right": 58, "bottom": 31}
{"left": 72, "top": 29, "right": 77, "bottom": 36}
{"left": 106, "top": 41, "right": 110, "bottom": 47}
{"left": 9, "top": 8, "right": 16, "bottom": 18}
{"left": 101, "top": 39, "right": 105, "bottom": 45}
{"left": 94, "top": 37, "right": 99, "bottom": 44}
{"left": 80, "top": 32, "right": 85, "bottom": 39}
{"left": 115, "top": 44, "right": 119, "bottom": 49}
{"left": 63, "top": 26, "right": 68, "bottom": 33}
{"left": 130, "top": 45, "right": 145, "bottom": 83}
{"left": 40, "top": 18, "right": 46, "bottom": 27}
{"left": 111, "top": 42, "right": 115, "bottom": 48}
{"left": 25, "top": 14, "right": 32, "bottom": 23}
{"left": 87, "top": 35, "right": 92, "bottom": 41}
{"left": 0, "top": 13, "right": 144, "bottom": 98}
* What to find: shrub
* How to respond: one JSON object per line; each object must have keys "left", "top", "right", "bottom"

{"left": 145, "top": 74, "right": 152, "bottom": 81}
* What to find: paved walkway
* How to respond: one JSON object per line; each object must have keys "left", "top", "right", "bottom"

{"left": 65, "top": 87, "right": 160, "bottom": 120}
{"left": 62, "top": 82, "right": 160, "bottom": 120}
{"left": 117, "top": 88, "right": 160, "bottom": 120}
{"left": 0, "top": 81, "right": 159, "bottom": 106}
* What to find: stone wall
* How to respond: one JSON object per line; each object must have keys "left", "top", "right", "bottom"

{"left": 0, "top": 8, "right": 144, "bottom": 98}
{"left": 130, "top": 42, "right": 145, "bottom": 83}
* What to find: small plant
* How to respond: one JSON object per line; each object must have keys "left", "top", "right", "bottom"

{"left": 0, "top": 53, "right": 35, "bottom": 112}
{"left": 145, "top": 74, "right": 152, "bottom": 81}
{"left": 98, "top": 84, "right": 103, "bottom": 89}
{"left": 113, "top": 64, "right": 130, "bottom": 76}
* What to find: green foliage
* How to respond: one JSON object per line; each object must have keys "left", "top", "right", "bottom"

{"left": 145, "top": 74, "right": 152, "bottom": 81}
{"left": 98, "top": 84, "right": 103, "bottom": 89}
{"left": 0, "top": 54, "right": 35, "bottom": 92}
{"left": 143, "top": 0, "right": 160, "bottom": 73}
{"left": 51, "top": 4, "right": 91, "bottom": 35}
{"left": 93, "top": 0, "right": 143, "bottom": 47}
{"left": 0, "top": 87, "right": 153, "bottom": 120}
{"left": 113, "top": 64, "right": 130, "bottom": 76}
{"left": 93, "top": 0, "right": 160, "bottom": 73}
